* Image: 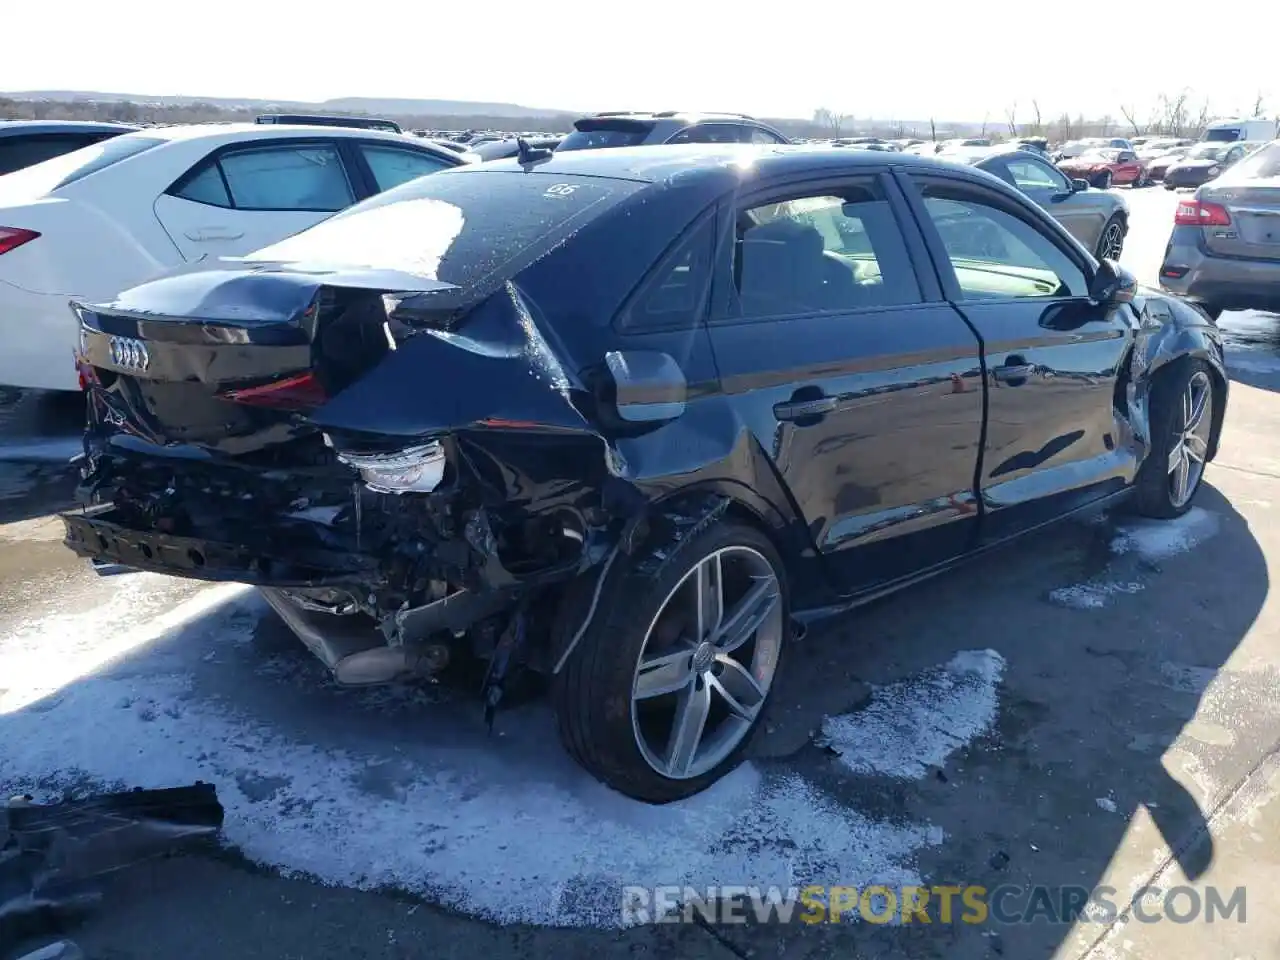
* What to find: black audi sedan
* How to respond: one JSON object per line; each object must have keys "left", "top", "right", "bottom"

{"left": 64, "top": 145, "right": 1227, "bottom": 803}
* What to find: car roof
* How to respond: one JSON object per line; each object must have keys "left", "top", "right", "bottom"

{"left": 0, "top": 119, "right": 140, "bottom": 138}
{"left": 477, "top": 142, "right": 984, "bottom": 186}
{"left": 580, "top": 110, "right": 761, "bottom": 123}
{"left": 111, "top": 122, "right": 430, "bottom": 144}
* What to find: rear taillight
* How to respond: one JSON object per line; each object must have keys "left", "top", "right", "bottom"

{"left": 219, "top": 372, "right": 327, "bottom": 410}
{"left": 1174, "top": 200, "right": 1232, "bottom": 226}
{"left": 0, "top": 227, "right": 39, "bottom": 256}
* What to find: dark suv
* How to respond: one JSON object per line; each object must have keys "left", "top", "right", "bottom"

{"left": 556, "top": 111, "right": 790, "bottom": 151}
{"left": 0, "top": 120, "right": 139, "bottom": 175}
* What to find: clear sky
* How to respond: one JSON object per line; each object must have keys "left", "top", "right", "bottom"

{"left": 5, "top": 0, "right": 1277, "bottom": 123}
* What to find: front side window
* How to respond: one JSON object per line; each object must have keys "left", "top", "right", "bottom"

{"left": 916, "top": 183, "right": 1087, "bottom": 300}
{"left": 1002, "top": 157, "right": 1069, "bottom": 192}
{"left": 732, "top": 183, "right": 921, "bottom": 319}
{"left": 358, "top": 144, "right": 452, "bottom": 192}
{"left": 219, "top": 144, "right": 354, "bottom": 211}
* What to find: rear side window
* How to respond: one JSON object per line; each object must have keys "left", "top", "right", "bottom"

{"left": 731, "top": 182, "right": 922, "bottom": 319}
{"left": 667, "top": 124, "right": 745, "bottom": 145}
{"left": 173, "top": 143, "right": 355, "bottom": 212}
{"left": 358, "top": 144, "right": 453, "bottom": 191}
{"left": 557, "top": 120, "right": 652, "bottom": 151}
{"left": 622, "top": 216, "right": 716, "bottom": 330}
{"left": 242, "top": 170, "right": 646, "bottom": 293}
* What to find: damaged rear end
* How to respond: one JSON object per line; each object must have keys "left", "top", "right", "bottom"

{"left": 63, "top": 168, "right": 655, "bottom": 687}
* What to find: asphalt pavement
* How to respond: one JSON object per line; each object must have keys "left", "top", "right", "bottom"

{"left": 3, "top": 186, "right": 1280, "bottom": 960}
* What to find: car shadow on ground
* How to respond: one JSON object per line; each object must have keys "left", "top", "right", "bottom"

{"left": 724, "top": 482, "right": 1269, "bottom": 959}
{"left": 0, "top": 389, "right": 84, "bottom": 525}
{"left": 0, "top": 483, "right": 1266, "bottom": 960}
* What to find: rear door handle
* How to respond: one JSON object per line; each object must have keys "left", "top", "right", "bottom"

{"left": 774, "top": 396, "right": 839, "bottom": 420}
{"left": 993, "top": 363, "right": 1035, "bottom": 383}
{"left": 184, "top": 226, "right": 245, "bottom": 242}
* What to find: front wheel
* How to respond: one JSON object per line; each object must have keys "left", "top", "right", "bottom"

{"left": 553, "top": 518, "right": 788, "bottom": 803}
{"left": 1132, "top": 360, "right": 1216, "bottom": 519}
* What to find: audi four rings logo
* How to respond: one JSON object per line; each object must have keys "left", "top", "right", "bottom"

{"left": 108, "top": 336, "right": 150, "bottom": 372}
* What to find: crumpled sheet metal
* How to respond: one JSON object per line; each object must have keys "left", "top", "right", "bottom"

{"left": 1, "top": 783, "right": 224, "bottom": 947}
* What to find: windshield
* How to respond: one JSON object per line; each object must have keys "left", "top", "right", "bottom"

{"left": 1226, "top": 142, "right": 1280, "bottom": 179}
{"left": 243, "top": 169, "right": 644, "bottom": 290}
{"left": 1202, "top": 128, "right": 1241, "bottom": 143}
{"left": 0, "top": 135, "right": 166, "bottom": 200}
{"left": 1078, "top": 149, "right": 1119, "bottom": 162}
{"left": 557, "top": 121, "right": 652, "bottom": 152}
{"left": 1188, "top": 144, "right": 1228, "bottom": 160}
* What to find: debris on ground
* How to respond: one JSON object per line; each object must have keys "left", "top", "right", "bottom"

{"left": 1, "top": 783, "right": 224, "bottom": 947}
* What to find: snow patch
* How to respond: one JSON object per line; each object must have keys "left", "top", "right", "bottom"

{"left": 0, "top": 584, "right": 945, "bottom": 929}
{"left": 818, "top": 649, "right": 1005, "bottom": 779}
{"left": 1048, "top": 580, "right": 1144, "bottom": 610}
{"left": 1109, "top": 508, "right": 1220, "bottom": 561}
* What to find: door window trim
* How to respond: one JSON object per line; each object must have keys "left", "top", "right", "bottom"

{"left": 894, "top": 170, "right": 1096, "bottom": 304}
{"left": 165, "top": 137, "right": 355, "bottom": 212}
{"left": 705, "top": 171, "right": 938, "bottom": 327}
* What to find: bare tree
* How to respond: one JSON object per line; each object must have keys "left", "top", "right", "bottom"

{"left": 1099, "top": 113, "right": 1114, "bottom": 136}
{"left": 929, "top": 117, "right": 937, "bottom": 142}
{"left": 980, "top": 112, "right": 989, "bottom": 138}
{"left": 1192, "top": 98, "right": 1212, "bottom": 137}
{"left": 1253, "top": 91, "right": 1266, "bottom": 118}
{"left": 1159, "top": 91, "right": 1190, "bottom": 137}
{"left": 1030, "top": 99, "right": 1043, "bottom": 134}
{"left": 1119, "top": 103, "right": 1144, "bottom": 136}
{"left": 1005, "top": 102, "right": 1018, "bottom": 137}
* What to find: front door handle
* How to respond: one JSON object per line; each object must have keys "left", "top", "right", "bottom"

{"left": 774, "top": 395, "right": 838, "bottom": 421}
{"left": 993, "top": 363, "right": 1036, "bottom": 384}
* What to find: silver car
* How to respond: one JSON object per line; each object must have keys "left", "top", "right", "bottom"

{"left": 1159, "top": 140, "right": 1280, "bottom": 319}
{"left": 957, "top": 147, "right": 1130, "bottom": 259}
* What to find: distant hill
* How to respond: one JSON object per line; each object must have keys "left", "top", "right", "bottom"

{"left": 3, "top": 90, "right": 566, "bottom": 119}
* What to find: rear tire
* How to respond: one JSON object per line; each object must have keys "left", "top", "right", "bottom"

{"left": 1164, "top": 181, "right": 1176, "bottom": 191}
{"left": 552, "top": 517, "right": 789, "bottom": 803}
{"left": 1133, "top": 169, "right": 1149, "bottom": 188}
{"left": 1132, "top": 359, "right": 1215, "bottom": 519}
{"left": 1095, "top": 170, "right": 1114, "bottom": 189}
{"left": 1095, "top": 214, "right": 1127, "bottom": 261}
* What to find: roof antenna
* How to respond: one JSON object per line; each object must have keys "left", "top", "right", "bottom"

{"left": 516, "top": 136, "right": 554, "bottom": 166}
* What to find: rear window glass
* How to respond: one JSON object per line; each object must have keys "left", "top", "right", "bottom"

{"left": 557, "top": 123, "right": 652, "bottom": 151}
{"left": 1226, "top": 142, "right": 1280, "bottom": 179}
{"left": 242, "top": 169, "right": 645, "bottom": 291}
{"left": 52, "top": 136, "right": 166, "bottom": 188}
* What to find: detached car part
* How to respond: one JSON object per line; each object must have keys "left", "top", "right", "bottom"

{"left": 0, "top": 784, "right": 224, "bottom": 945}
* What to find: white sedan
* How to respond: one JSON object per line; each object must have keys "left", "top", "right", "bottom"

{"left": 0, "top": 123, "right": 473, "bottom": 391}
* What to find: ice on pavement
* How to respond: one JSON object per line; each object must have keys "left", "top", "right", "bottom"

{"left": 0, "top": 577, "right": 957, "bottom": 928}
{"left": 819, "top": 649, "right": 1005, "bottom": 779}
{"left": 1109, "top": 507, "right": 1220, "bottom": 561}
{"left": 1049, "top": 509, "right": 1220, "bottom": 610}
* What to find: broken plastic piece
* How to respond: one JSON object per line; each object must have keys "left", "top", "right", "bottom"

{"left": 1, "top": 783, "right": 224, "bottom": 946}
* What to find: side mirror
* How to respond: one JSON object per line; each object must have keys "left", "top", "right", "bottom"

{"left": 1089, "top": 259, "right": 1137, "bottom": 304}
{"left": 605, "top": 350, "right": 687, "bottom": 423}
{"left": 1070, "top": 178, "right": 1089, "bottom": 192}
